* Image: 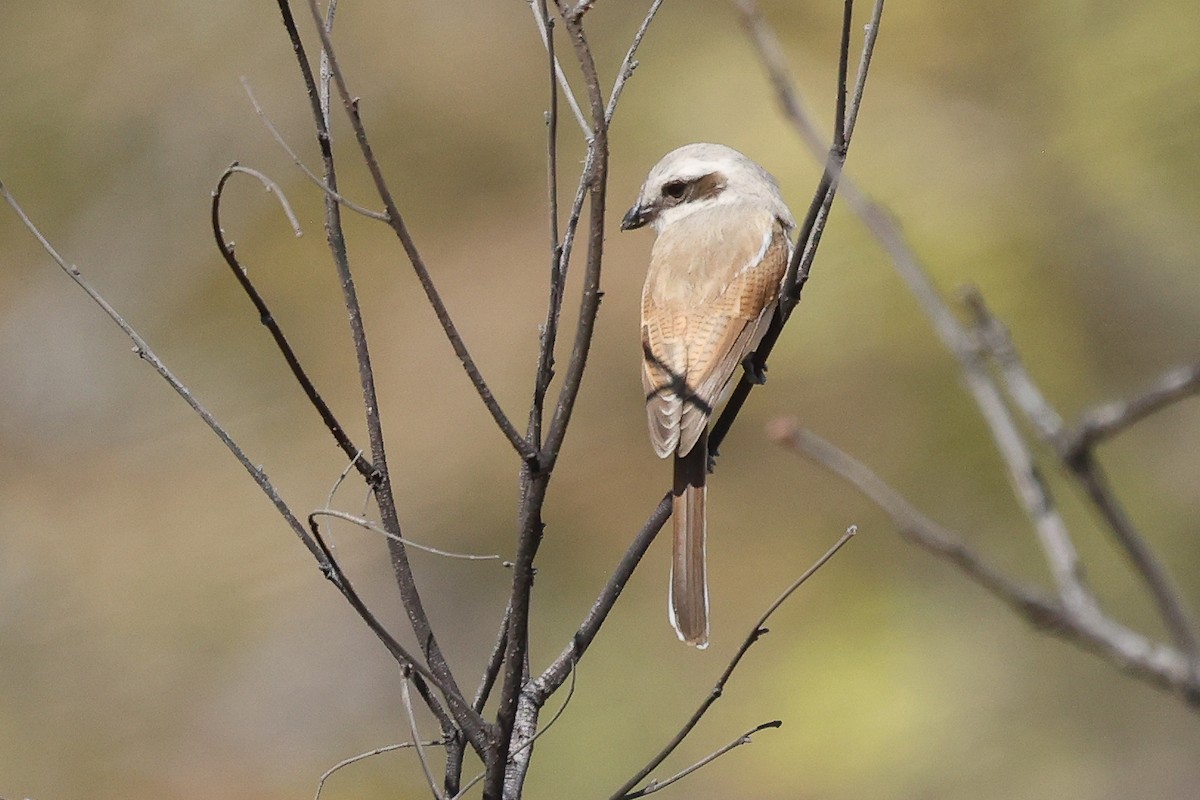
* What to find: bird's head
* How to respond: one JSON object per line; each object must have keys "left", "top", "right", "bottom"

{"left": 620, "top": 143, "right": 794, "bottom": 233}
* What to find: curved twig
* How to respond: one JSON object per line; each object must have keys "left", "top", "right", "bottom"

{"left": 211, "top": 164, "right": 377, "bottom": 482}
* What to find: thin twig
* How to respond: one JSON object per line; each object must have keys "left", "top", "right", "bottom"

{"left": 527, "top": 0, "right": 593, "bottom": 138}
{"left": 241, "top": 78, "right": 389, "bottom": 221}
{"left": 212, "top": 164, "right": 377, "bottom": 483}
{"left": 473, "top": 605, "right": 513, "bottom": 713}
{"left": 310, "top": 509, "right": 504, "bottom": 562}
{"left": 401, "top": 676, "right": 445, "bottom": 800}
{"left": 529, "top": 0, "right": 564, "bottom": 451}
{"left": 324, "top": 449, "right": 364, "bottom": 509}
{"left": 2, "top": 179, "right": 320, "bottom": 568}
{"left": 832, "top": 0, "right": 852, "bottom": 152}
{"left": 314, "top": 739, "right": 447, "bottom": 800}
{"left": 844, "top": 0, "right": 885, "bottom": 140}
{"left": 620, "top": 721, "right": 782, "bottom": 798}
{"left": 609, "top": 526, "right": 857, "bottom": 800}
{"left": 223, "top": 163, "right": 304, "bottom": 234}
{"left": 306, "top": 516, "right": 462, "bottom": 707}
{"left": 447, "top": 770, "right": 487, "bottom": 800}
{"left": 603, "top": 0, "right": 665, "bottom": 125}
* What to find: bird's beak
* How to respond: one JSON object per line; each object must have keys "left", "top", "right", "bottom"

{"left": 620, "top": 202, "right": 652, "bottom": 231}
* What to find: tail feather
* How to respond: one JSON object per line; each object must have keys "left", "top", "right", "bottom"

{"left": 670, "top": 431, "right": 709, "bottom": 648}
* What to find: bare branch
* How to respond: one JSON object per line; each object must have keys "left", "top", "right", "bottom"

{"left": 2, "top": 179, "right": 322, "bottom": 567}
{"left": 532, "top": 494, "right": 672, "bottom": 704}
{"left": 710, "top": 0, "right": 885, "bottom": 458}
{"left": 845, "top": 0, "right": 886, "bottom": 141}
{"left": 528, "top": 0, "right": 593, "bottom": 138}
{"left": 468, "top": 609, "right": 509, "bottom": 717}
{"left": 609, "top": 526, "right": 857, "bottom": 800}
{"left": 305, "top": 515, "right": 462, "bottom": 716}
{"left": 604, "top": 0, "right": 665, "bottom": 125}
{"left": 770, "top": 422, "right": 1200, "bottom": 707}
{"left": 619, "top": 721, "right": 782, "bottom": 799}
{"left": 1068, "top": 361, "right": 1200, "bottom": 458}
{"left": 529, "top": 0, "right": 564, "bottom": 451}
{"left": 274, "top": 0, "right": 488, "bottom": 756}
{"left": 769, "top": 421, "right": 1063, "bottom": 621}
{"left": 963, "top": 290, "right": 1199, "bottom": 659}
{"left": 298, "top": 0, "right": 537, "bottom": 464}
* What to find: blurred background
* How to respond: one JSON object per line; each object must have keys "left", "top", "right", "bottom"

{"left": 2, "top": 1, "right": 1198, "bottom": 798}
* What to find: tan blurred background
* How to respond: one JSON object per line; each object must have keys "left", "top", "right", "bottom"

{"left": 2, "top": 1, "right": 1199, "bottom": 798}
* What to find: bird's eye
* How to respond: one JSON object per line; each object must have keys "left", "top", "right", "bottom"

{"left": 662, "top": 180, "right": 687, "bottom": 200}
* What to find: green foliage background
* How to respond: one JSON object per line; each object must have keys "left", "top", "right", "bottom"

{"left": 1, "top": 2, "right": 1197, "bottom": 798}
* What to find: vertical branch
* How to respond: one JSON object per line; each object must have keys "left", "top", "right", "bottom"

{"left": 530, "top": 0, "right": 564, "bottom": 450}
{"left": 540, "top": 7, "right": 611, "bottom": 465}
{"left": 274, "top": 0, "right": 488, "bottom": 757}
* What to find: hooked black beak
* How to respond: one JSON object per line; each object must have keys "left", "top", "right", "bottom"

{"left": 620, "top": 203, "right": 652, "bottom": 231}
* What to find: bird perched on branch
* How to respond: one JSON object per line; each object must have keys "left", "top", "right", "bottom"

{"left": 621, "top": 143, "right": 795, "bottom": 648}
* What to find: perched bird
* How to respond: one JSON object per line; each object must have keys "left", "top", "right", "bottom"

{"left": 621, "top": 143, "right": 795, "bottom": 648}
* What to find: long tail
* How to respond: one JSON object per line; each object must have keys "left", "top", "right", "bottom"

{"left": 670, "top": 429, "right": 709, "bottom": 648}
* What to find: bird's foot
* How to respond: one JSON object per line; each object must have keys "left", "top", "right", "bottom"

{"left": 742, "top": 356, "right": 768, "bottom": 385}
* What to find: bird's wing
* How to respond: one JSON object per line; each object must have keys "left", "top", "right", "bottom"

{"left": 642, "top": 209, "right": 790, "bottom": 457}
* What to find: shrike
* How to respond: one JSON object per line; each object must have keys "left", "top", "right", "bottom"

{"left": 621, "top": 143, "right": 795, "bottom": 648}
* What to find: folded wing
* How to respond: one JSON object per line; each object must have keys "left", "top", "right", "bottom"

{"left": 641, "top": 207, "right": 791, "bottom": 457}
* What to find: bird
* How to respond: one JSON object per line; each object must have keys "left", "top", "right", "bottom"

{"left": 620, "top": 143, "right": 795, "bottom": 648}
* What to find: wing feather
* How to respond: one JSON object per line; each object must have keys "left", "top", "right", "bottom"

{"left": 641, "top": 206, "right": 791, "bottom": 457}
